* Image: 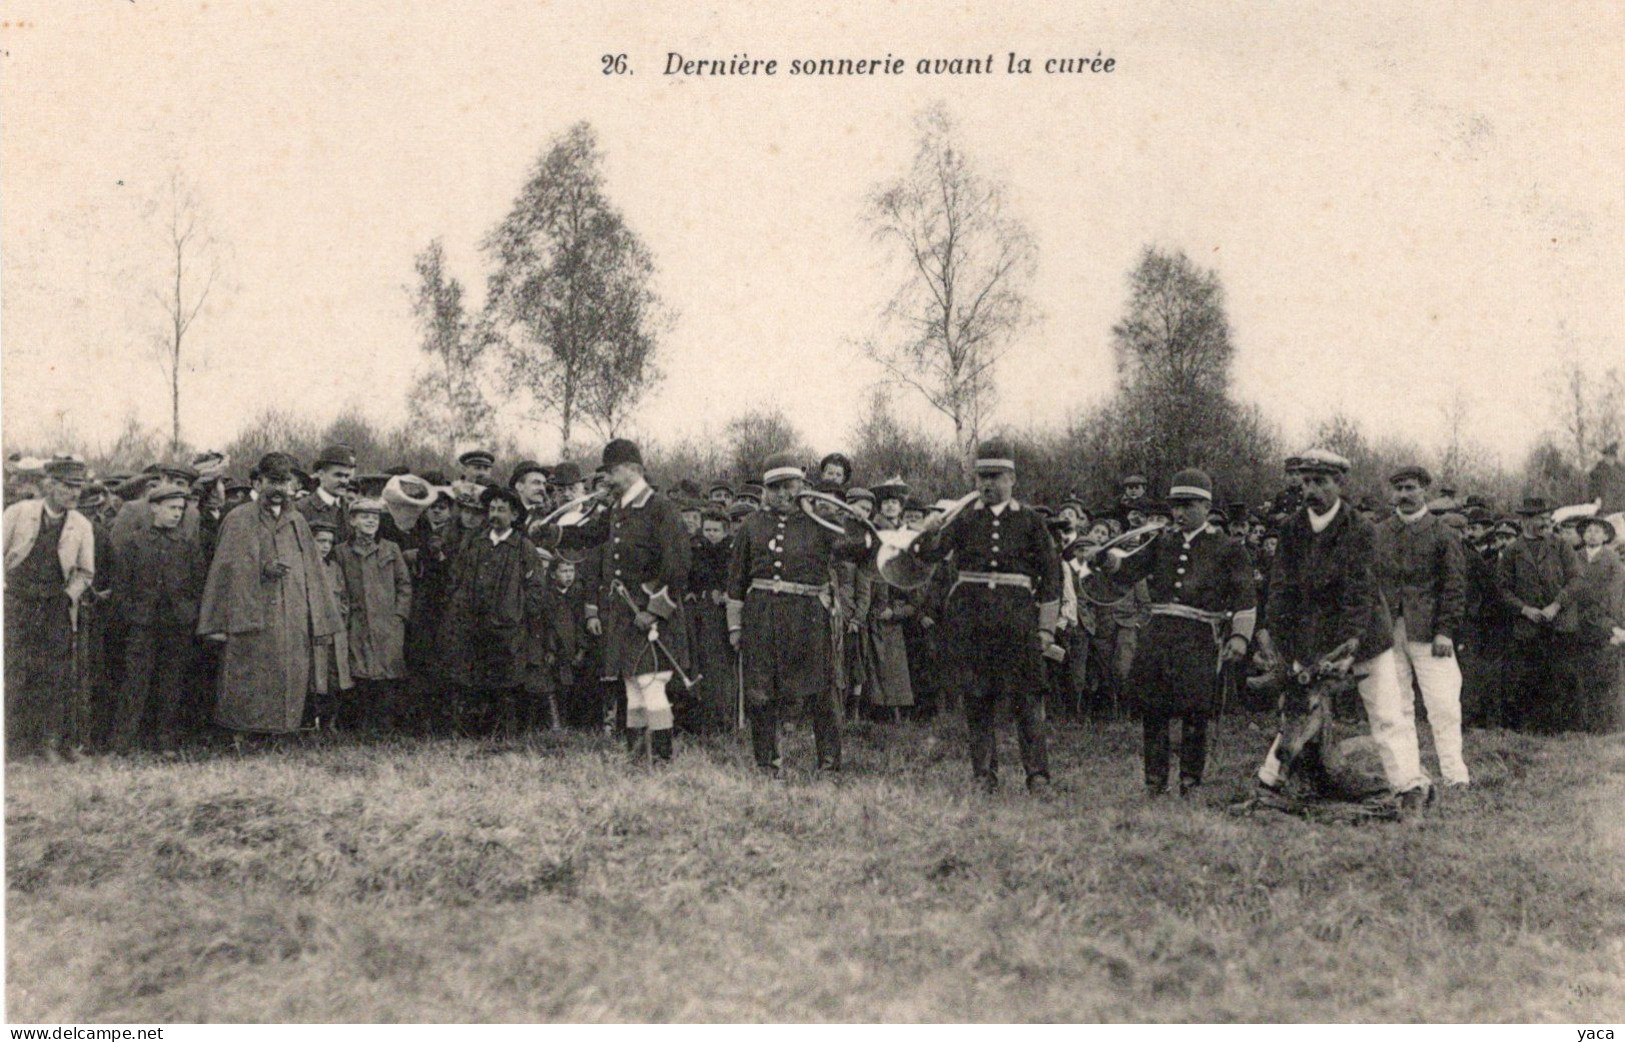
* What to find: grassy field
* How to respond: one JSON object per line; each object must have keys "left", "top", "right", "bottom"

{"left": 6, "top": 713, "right": 1625, "bottom": 1023}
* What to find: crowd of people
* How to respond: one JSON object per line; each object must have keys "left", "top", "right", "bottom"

{"left": 4, "top": 434, "right": 1623, "bottom": 810}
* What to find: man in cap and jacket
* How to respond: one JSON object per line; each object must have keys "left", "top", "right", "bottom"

{"left": 914, "top": 440, "right": 1062, "bottom": 793}
{"left": 727, "top": 452, "right": 870, "bottom": 773}
{"left": 1253, "top": 449, "right": 1432, "bottom": 810}
{"left": 1096, "top": 468, "right": 1255, "bottom": 797}
{"left": 549, "top": 439, "right": 691, "bottom": 762}
{"left": 297, "top": 444, "right": 358, "bottom": 544}
{"left": 457, "top": 448, "right": 497, "bottom": 486}
{"left": 110, "top": 482, "right": 206, "bottom": 751}
{"left": 1495, "top": 496, "right": 1584, "bottom": 731}
{"left": 1374, "top": 465, "right": 1470, "bottom": 786}
{"left": 3, "top": 457, "right": 97, "bottom": 759}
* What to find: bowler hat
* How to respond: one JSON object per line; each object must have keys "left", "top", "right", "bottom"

{"left": 550, "top": 461, "right": 584, "bottom": 487}
{"left": 314, "top": 444, "right": 358, "bottom": 471}
{"left": 601, "top": 439, "right": 642, "bottom": 471}
{"left": 1516, "top": 497, "right": 1550, "bottom": 516}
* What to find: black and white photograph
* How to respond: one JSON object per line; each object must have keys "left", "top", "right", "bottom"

{"left": 2, "top": 0, "right": 1623, "bottom": 1026}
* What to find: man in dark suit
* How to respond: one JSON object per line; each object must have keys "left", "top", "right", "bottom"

{"left": 1253, "top": 449, "right": 1431, "bottom": 810}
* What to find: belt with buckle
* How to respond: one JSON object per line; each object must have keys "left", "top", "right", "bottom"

{"left": 953, "top": 570, "right": 1034, "bottom": 593}
{"left": 749, "top": 578, "right": 828, "bottom": 598}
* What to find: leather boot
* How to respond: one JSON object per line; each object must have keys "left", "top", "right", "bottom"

{"left": 651, "top": 728, "right": 673, "bottom": 763}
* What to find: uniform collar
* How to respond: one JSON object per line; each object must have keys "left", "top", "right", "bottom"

{"left": 1181, "top": 523, "right": 1214, "bottom": 545}
{"left": 976, "top": 498, "right": 1020, "bottom": 515}
{"left": 619, "top": 477, "right": 652, "bottom": 509}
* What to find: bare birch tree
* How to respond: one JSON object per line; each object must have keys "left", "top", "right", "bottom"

{"left": 863, "top": 103, "right": 1037, "bottom": 475}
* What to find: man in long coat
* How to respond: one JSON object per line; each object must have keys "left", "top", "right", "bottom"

{"left": 551, "top": 439, "right": 692, "bottom": 762}
{"left": 198, "top": 452, "right": 341, "bottom": 735}
{"left": 1496, "top": 497, "right": 1584, "bottom": 731}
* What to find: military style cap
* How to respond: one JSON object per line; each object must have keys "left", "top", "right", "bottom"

{"left": 1294, "top": 449, "right": 1351, "bottom": 476}
{"left": 973, "top": 439, "right": 1016, "bottom": 475}
{"left": 458, "top": 448, "right": 496, "bottom": 468}
{"left": 1166, "top": 468, "right": 1214, "bottom": 502}
{"left": 146, "top": 482, "right": 189, "bottom": 504}
{"left": 43, "top": 456, "right": 89, "bottom": 486}
{"left": 761, "top": 452, "right": 805, "bottom": 487}
{"left": 1389, "top": 465, "right": 1433, "bottom": 488}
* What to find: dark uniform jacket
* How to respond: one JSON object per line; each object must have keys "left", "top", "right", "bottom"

{"left": 112, "top": 524, "right": 207, "bottom": 629}
{"left": 1112, "top": 525, "right": 1256, "bottom": 630}
{"left": 1112, "top": 523, "right": 1256, "bottom": 714}
{"left": 559, "top": 481, "right": 691, "bottom": 678}
{"left": 1496, "top": 534, "right": 1583, "bottom": 640}
{"left": 1264, "top": 501, "right": 1393, "bottom": 667}
{"left": 918, "top": 499, "right": 1062, "bottom": 633}
{"left": 1373, "top": 511, "right": 1467, "bottom": 642}
{"left": 726, "top": 506, "right": 867, "bottom": 701}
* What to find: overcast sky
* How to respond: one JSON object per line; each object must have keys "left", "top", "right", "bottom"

{"left": 3, "top": 1, "right": 1621, "bottom": 469}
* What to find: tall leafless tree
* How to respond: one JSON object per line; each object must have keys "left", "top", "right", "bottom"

{"left": 150, "top": 171, "right": 220, "bottom": 455}
{"left": 863, "top": 103, "right": 1037, "bottom": 476}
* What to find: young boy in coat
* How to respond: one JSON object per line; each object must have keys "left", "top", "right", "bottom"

{"left": 334, "top": 498, "right": 412, "bottom": 734}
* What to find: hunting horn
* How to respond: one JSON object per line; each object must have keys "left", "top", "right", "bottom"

{"left": 796, "top": 488, "right": 983, "bottom": 591}
{"left": 1071, "top": 518, "right": 1168, "bottom": 581}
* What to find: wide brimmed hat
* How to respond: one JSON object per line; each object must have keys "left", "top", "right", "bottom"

{"left": 870, "top": 477, "right": 910, "bottom": 503}
{"left": 383, "top": 474, "right": 438, "bottom": 530}
{"left": 1578, "top": 515, "right": 1617, "bottom": 542}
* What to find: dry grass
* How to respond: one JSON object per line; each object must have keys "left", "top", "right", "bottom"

{"left": 6, "top": 715, "right": 1625, "bottom": 1022}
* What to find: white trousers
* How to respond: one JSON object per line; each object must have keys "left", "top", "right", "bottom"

{"left": 1259, "top": 647, "right": 1428, "bottom": 792}
{"left": 624, "top": 671, "right": 674, "bottom": 731}
{"left": 1391, "top": 618, "right": 1468, "bottom": 784}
